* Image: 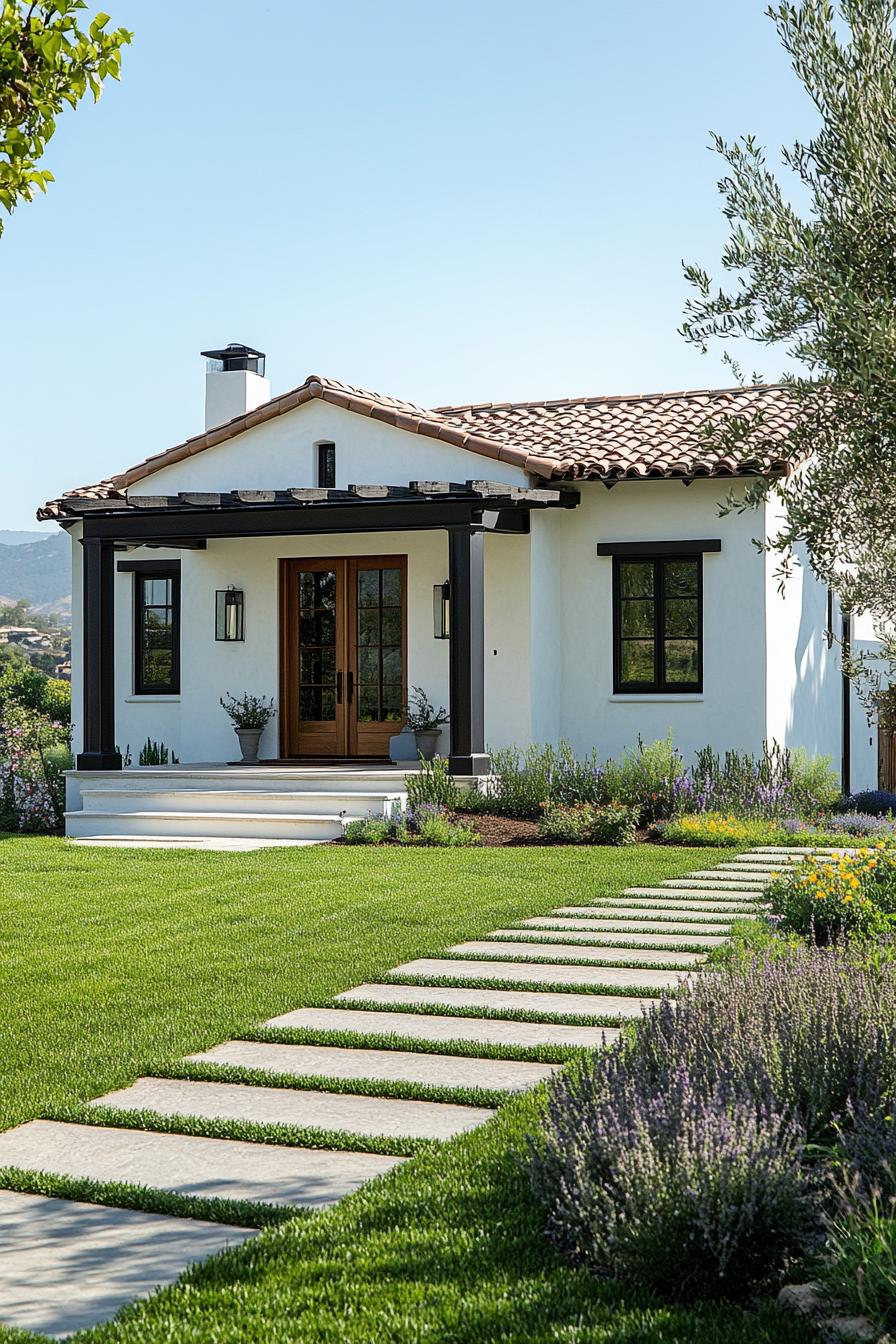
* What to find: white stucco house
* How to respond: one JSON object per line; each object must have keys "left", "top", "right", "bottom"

{"left": 40, "top": 345, "right": 879, "bottom": 844}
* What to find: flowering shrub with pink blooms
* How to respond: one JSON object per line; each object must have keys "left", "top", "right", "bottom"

{"left": 0, "top": 690, "right": 71, "bottom": 834}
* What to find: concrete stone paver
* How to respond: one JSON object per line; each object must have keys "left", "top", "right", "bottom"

{"left": 450, "top": 939, "right": 704, "bottom": 966}
{"left": 263, "top": 1005, "right": 620, "bottom": 1050}
{"left": 0, "top": 1191, "right": 256, "bottom": 1339}
{"left": 499, "top": 923, "right": 728, "bottom": 947}
{"left": 337, "top": 981, "right": 659, "bottom": 1019}
{"left": 388, "top": 956, "right": 683, "bottom": 992}
{"left": 550, "top": 905, "right": 734, "bottom": 924}
{"left": 94, "top": 1077, "right": 493, "bottom": 1141}
{"left": 186, "top": 1039, "right": 555, "bottom": 1092}
{"left": 624, "top": 886, "right": 760, "bottom": 901}
{"left": 0, "top": 1121, "right": 403, "bottom": 1208}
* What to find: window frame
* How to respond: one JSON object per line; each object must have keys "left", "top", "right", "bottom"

{"left": 133, "top": 568, "right": 181, "bottom": 695}
{"left": 317, "top": 441, "right": 336, "bottom": 489}
{"left": 611, "top": 553, "right": 703, "bottom": 694}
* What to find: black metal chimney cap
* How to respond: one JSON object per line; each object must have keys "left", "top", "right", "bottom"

{"left": 201, "top": 343, "right": 266, "bottom": 375}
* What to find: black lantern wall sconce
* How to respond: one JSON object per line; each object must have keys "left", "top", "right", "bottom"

{"left": 216, "top": 586, "right": 245, "bottom": 641}
{"left": 433, "top": 581, "right": 450, "bottom": 639}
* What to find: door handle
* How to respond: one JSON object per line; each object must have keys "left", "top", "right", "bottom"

{"left": 347, "top": 670, "right": 355, "bottom": 703}
{"left": 336, "top": 670, "right": 343, "bottom": 704}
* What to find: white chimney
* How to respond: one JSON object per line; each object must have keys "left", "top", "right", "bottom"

{"left": 201, "top": 343, "right": 270, "bottom": 431}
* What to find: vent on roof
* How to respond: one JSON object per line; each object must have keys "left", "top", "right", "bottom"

{"left": 200, "top": 342, "right": 269, "bottom": 431}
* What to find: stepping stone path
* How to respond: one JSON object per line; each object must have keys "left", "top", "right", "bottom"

{"left": 0, "top": 846, "right": 798, "bottom": 1337}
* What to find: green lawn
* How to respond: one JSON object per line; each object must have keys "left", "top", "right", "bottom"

{"left": 0, "top": 836, "right": 812, "bottom": 1344}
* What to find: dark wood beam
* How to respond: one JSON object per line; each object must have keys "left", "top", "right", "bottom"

{"left": 77, "top": 537, "right": 121, "bottom": 771}
{"left": 596, "top": 539, "right": 722, "bottom": 557}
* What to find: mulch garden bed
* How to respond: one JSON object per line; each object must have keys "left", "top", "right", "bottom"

{"left": 452, "top": 811, "right": 543, "bottom": 845}
{"left": 452, "top": 812, "right": 656, "bottom": 846}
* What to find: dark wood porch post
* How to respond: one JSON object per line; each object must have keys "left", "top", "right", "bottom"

{"left": 447, "top": 524, "right": 490, "bottom": 775}
{"left": 77, "top": 536, "right": 122, "bottom": 771}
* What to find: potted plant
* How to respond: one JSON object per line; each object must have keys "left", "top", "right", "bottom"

{"left": 220, "top": 692, "right": 276, "bottom": 763}
{"left": 406, "top": 686, "right": 448, "bottom": 761}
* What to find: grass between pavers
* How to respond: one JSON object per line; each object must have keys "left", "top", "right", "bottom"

{"left": 432, "top": 947, "right": 702, "bottom": 971}
{"left": 488, "top": 932, "right": 716, "bottom": 952}
{"left": 331, "top": 995, "right": 633, "bottom": 1028}
{"left": 154, "top": 1059, "right": 511, "bottom": 1110}
{"left": 549, "top": 909, "right": 737, "bottom": 924}
{"left": 0, "top": 835, "right": 721, "bottom": 1136}
{"left": 382, "top": 972, "right": 676, "bottom": 998}
{"left": 248, "top": 1024, "right": 584, "bottom": 1065}
{"left": 0, "top": 1165, "right": 295, "bottom": 1230}
{"left": 52, "top": 1103, "right": 433, "bottom": 1158}
{"left": 65, "top": 1086, "right": 815, "bottom": 1344}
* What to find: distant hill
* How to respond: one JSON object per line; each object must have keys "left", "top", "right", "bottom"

{"left": 0, "top": 532, "right": 71, "bottom": 617}
{"left": 0, "top": 529, "right": 53, "bottom": 546}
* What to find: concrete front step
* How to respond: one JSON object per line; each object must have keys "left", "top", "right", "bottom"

{"left": 387, "top": 957, "right": 684, "bottom": 992}
{"left": 503, "top": 923, "right": 727, "bottom": 947}
{"left": 336, "top": 982, "right": 659, "bottom": 1020}
{"left": 187, "top": 1040, "right": 556, "bottom": 1093}
{"left": 0, "top": 1121, "right": 403, "bottom": 1209}
{"left": 70, "top": 836, "right": 319, "bottom": 851}
{"left": 551, "top": 905, "right": 734, "bottom": 924}
{"left": 0, "top": 1191, "right": 256, "bottom": 1339}
{"left": 450, "top": 939, "right": 704, "bottom": 967}
{"left": 95, "top": 1077, "right": 493, "bottom": 1142}
{"left": 65, "top": 810, "right": 345, "bottom": 842}
{"left": 77, "top": 788, "right": 404, "bottom": 819}
{"left": 263, "top": 1005, "right": 620, "bottom": 1050}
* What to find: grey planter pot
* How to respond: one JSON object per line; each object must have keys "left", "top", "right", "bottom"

{"left": 413, "top": 729, "right": 442, "bottom": 761}
{"left": 235, "top": 727, "right": 264, "bottom": 763}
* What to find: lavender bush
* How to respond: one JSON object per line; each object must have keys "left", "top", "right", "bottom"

{"left": 531, "top": 1065, "right": 817, "bottom": 1299}
{"left": 529, "top": 948, "right": 896, "bottom": 1300}
{"left": 685, "top": 743, "right": 839, "bottom": 819}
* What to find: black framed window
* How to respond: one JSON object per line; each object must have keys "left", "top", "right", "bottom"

{"left": 134, "top": 571, "right": 180, "bottom": 694}
{"left": 613, "top": 554, "right": 702, "bottom": 692}
{"left": 317, "top": 442, "right": 336, "bottom": 489}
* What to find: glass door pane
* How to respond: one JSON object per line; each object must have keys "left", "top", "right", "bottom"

{"left": 355, "top": 567, "right": 404, "bottom": 723}
{"left": 298, "top": 569, "right": 338, "bottom": 723}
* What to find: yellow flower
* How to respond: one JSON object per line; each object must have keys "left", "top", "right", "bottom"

{"left": 843, "top": 893, "right": 854, "bottom": 903}
{"left": 850, "top": 876, "right": 860, "bottom": 888}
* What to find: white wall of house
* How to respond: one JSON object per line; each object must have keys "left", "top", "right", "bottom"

{"left": 528, "top": 480, "right": 768, "bottom": 761}
{"left": 65, "top": 394, "right": 877, "bottom": 788}
{"left": 133, "top": 399, "right": 532, "bottom": 498}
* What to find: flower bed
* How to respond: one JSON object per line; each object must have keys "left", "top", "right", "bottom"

{"left": 529, "top": 946, "right": 896, "bottom": 1311}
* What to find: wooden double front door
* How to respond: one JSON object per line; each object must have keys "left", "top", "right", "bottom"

{"left": 280, "top": 556, "right": 408, "bottom": 758}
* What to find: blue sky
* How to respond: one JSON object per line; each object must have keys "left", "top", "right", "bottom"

{"left": 0, "top": 0, "right": 816, "bottom": 530}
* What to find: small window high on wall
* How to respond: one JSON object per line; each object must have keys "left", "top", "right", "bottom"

{"left": 317, "top": 442, "right": 336, "bottom": 489}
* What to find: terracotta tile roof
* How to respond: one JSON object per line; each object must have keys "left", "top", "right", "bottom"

{"left": 435, "top": 383, "right": 798, "bottom": 482}
{"left": 38, "top": 376, "right": 798, "bottom": 520}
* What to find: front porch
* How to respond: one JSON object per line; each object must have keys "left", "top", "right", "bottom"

{"left": 65, "top": 482, "right": 577, "bottom": 843}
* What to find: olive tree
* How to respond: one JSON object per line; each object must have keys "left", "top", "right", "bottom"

{"left": 682, "top": 0, "right": 896, "bottom": 701}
